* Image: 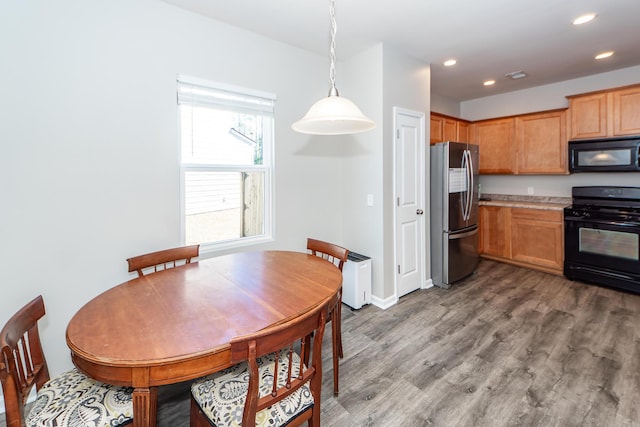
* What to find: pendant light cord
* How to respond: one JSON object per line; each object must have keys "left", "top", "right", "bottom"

{"left": 291, "top": 0, "right": 375, "bottom": 134}
{"left": 328, "top": 0, "right": 338, "bottom": 96}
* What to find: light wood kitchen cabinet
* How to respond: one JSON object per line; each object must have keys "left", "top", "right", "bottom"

{"left": 430, "top": 114, "right": 444, "bottom": 144}
{"left": 430, "top": 112, "right": 471, "bottom": 144}
{"left": 458, "top": 121, "right": 470, "bottom": 143}
{"left": 472, "top": 110, "right": 567, "bottom": 175}
{"left": 471, "top": 117, "right": 515, "bottom": 174}
{"left": 515, "top": 110, "right": 567, "bottom": 174}
{"left": 510, "top": 208, "right": 563, "bottom": 274}
{"left": 613, "top": 86, "right": 640, "bottom": 136}
{"left": 479, "top": 205, "right": 510, "bottom": 257}
{"left": 567, "top": 92, "right": 607, "bottom": 139}
{"left": 479, "top": 205, "right": 564, "bottom": 276}
{"left": 443, "top": 117, "right": 457, "bottom": 141}
{"left": 568, "top": 84, "right": 640, "bottom": 139}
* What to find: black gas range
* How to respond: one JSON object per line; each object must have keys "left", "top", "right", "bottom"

{"left": 564, "top": 186, "right": 640, "bottom": 293}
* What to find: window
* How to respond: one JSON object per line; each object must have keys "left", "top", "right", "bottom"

{"left": 177, "top": 75, "right": 275, "bottom": 251}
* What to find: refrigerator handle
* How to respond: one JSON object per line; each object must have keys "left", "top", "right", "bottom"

{"left": 448, "top": 227, "right": 478, "bottom": 240}
{"left": 460, "top": 149, "right": 469, "bottom": 221}
{"left": 462, "top": 149, "right": 471, "bottom": 221}
{"left": 467, "top": 150, "right": 476, "bottom": 220}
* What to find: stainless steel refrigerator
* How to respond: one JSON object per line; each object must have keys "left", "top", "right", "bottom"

{"left": 430, "top": 141, "right": 479, "bottom": 288}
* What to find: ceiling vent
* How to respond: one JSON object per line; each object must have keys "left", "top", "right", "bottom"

{"left": 505, "top": 70, "right": 528, "bottom": 80}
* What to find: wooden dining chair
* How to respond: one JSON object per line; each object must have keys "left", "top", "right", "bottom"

{"left": 306, "top": 237, "right": 349, "bottom": 395}
{"left": 190, "top": 300, "right": 329, "bottom": 427}
{"left": 0, "top": 295, "right": 133, "bottom": 427}
{"left": 127, "top": 244, "right": 200, "bottom": 277}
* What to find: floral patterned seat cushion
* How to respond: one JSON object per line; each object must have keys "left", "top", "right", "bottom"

{"left": 25, "top": 368, "right": 133, "bottom": 427}
{"left": 191, "top": 351, "right": 314, "bottom": 427}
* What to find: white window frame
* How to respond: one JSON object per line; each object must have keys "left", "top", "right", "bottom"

{"left": 177, "top": 75, "right": 275, "bottom": 253}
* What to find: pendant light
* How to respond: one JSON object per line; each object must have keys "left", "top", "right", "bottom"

{"left": 292, "top": 0, "right": 375, "bottom": 135}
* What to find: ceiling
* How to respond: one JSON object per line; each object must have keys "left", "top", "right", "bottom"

{"left": 163, "top": 0, "right": 640, "bottom": 102}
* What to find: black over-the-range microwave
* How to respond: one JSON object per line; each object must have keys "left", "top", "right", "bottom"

{"left": 569, "top": 137, "right": 640, "bottom": 172}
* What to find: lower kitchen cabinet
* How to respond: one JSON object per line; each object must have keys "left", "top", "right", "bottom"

{"left": 479, "top": 205, "right": 510, "bottom": 257}
{"left": 479, "top": 205, "right": 564, "bottom": 275}
{"left": 510, "top": 208, "right": 563, "bottom": 272}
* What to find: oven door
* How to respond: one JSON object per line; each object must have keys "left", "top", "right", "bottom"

{"left": 564, "top": 215, "right": 640, "bottom": 292}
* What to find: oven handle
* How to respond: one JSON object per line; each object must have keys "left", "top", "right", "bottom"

{"left": 564, "top": 216, "right": 639, "bottom": 228}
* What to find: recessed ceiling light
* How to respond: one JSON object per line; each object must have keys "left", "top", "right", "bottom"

{"left": 483, "top": 80, "right": 496, "bottom": 86}
{"left": 595, "top": 51, "right": 614, "bottom": 59}
{"left": 444, "top": 59, "right": 457, "bottom": 67}
{"left": 573, "top": 13, "right": 597, "bottom": 25}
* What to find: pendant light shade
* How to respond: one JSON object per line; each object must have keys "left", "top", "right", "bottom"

{"left": 292, "top": 93, "right": 375, "bottom": 135}
{"left": 292, "top": 0, "right": 375, "bottom": 136}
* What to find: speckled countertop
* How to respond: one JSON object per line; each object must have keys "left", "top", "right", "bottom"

{"left": 479, "top": 193, "right": 571, "bottom": 211}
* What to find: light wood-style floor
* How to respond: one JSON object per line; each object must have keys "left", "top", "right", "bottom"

{"left": 321, "top": 260, "right": 640, "bottom": 426}
{"left": 3, "top": 260, "right": 639, "bottom": 426}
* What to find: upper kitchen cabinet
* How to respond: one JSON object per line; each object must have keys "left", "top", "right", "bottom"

{"left": 442, "top": 116, "right": 457, "bottom": 141}
{"left": 613, "top": 86, "right": 640, "bottom": 136}
{"left": 568, "top": 84, "right": 640, "bottom": 139}
{"left": 458, "top": 121, "right": 470, "bottom": 143}
{"left": 430, "top": 112, "right": 470, "bottom": 144}
{"left": 567, "top": 92, "right": 607, "bottom": 139}
{"left": 472, "top": 110, "right": 567, "bottom": 175}
{"left": 515, "top": 110, "right": 567, "bottom": 174}
{"left": 430, "top": 114, "right": 444, "bottom": 144}
{"left": 470, "top": 117, "right": 515, "bottom": 174}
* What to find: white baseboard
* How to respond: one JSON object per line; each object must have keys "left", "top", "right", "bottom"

{"left": 423, "top": 278, "right": 434, "bottom": 289}
{"left": 369, "top": 279, "right": 434, "bottom": 310}
{"left": 371, "top": 294, "right": 397, "bottom": 310}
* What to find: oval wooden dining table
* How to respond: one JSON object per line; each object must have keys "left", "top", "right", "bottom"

{"left": 66, "top": 250, "right": 343, "bottom": 427}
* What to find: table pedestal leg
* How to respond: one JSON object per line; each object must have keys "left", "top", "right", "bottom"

{"left": 132, "top": 386, "right": 158, "bottom": 427}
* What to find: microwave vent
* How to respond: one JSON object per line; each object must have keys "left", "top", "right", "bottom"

{"left": 505, "top": 70, "right": 528, "bottom": 80}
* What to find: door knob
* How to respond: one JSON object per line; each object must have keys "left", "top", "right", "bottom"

{"left": 416, "top": 209, "right": 424, "bottom": 215}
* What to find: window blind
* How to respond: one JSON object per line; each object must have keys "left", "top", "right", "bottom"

{"left": 177, "top": 75, "right": 276, "bottom": 115}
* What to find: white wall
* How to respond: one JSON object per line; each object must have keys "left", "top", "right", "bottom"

{"left": 317, "top": 43, "right": 430, "bottom": 304}
{"left": 461, "top": 65, "right": 640, "bottom": 197}
{"left": 0, "top": 0, "right": 353, "bottom": 389}
{"left": 382, "top": 47, "right": 431, "bottom": 300}
{"left": 341, "top": 44, "right": 385, "bottom": 296}
{"left": 431, "top": 92, "right": 460, "bottom": 117}
{"left": 478, "top": 173, "right": 639, "bottom": 198}
{"left": 461, "top": 65, "right": 640, "bottom": 120}
{"left": 338, "top": 44, "right": 431, "bottom": 304}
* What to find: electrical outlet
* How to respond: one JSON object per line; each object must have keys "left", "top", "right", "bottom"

{"left": 527, "top": 186, "right": 534, "bottom": 195}
{"left": 367, "top": 194, "right": 374, "bottom": 206}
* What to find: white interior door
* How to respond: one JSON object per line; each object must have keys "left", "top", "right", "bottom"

{"left": 394, "top": 107, "right": 425, "bottom": 298}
